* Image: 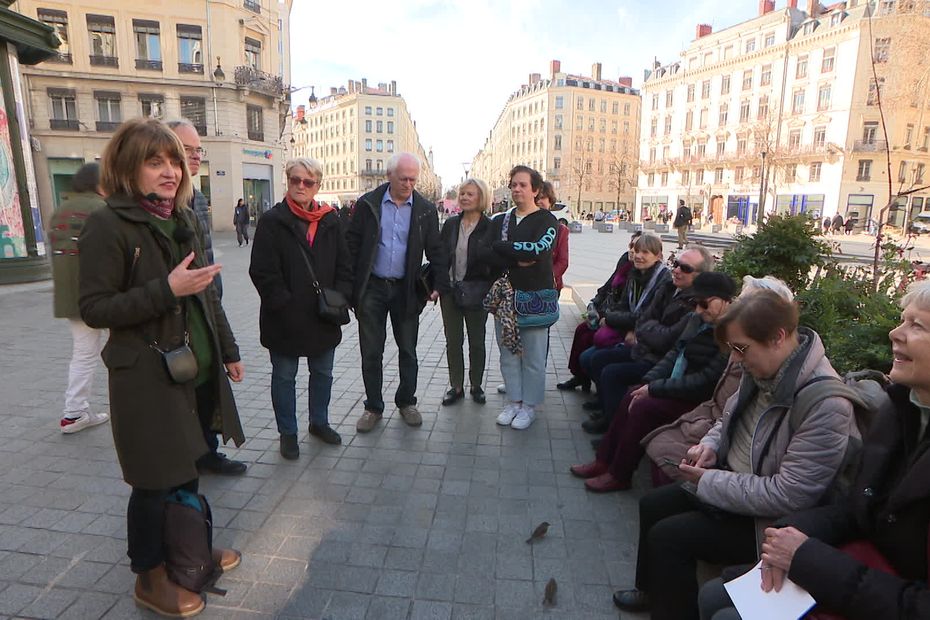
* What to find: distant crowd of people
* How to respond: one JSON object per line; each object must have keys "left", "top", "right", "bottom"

{"left": 48, "top": 115, "right": 929, "bottom": 618}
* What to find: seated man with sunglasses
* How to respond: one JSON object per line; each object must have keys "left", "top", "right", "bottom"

{"left": 583, "top": 246, "right": 713, "bottom": 434}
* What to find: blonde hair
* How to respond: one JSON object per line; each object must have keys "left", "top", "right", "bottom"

{"left": 459, "top": 177, "right": 490, "bottom": 212}
{"left": 902, "top": 279, "right": 930, "bottom": 310}
{"left": 100, "top": 119, "right": 192, "bottom": 207}
{"left": 285, "top": 157, "right": 323, "bottom": 181}
{"left": 740, "top": 275, "right": 795, "bottom": 301}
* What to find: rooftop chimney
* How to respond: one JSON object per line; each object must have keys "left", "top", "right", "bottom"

{"left": 696, "top": 24, "right": 713, "bottom": 38}
{"left": 807, "top": 0, "right": 820, "bottom": 17}
{"left": 618, "top": 76, "right": 633, "bottom": 88}
{"left": 390, "top": 80, "right": 397, "bottom": 95}
{"left": 296, "top": 105, "right": 305, "bottom": 121}
{"left": 787, "top": 0, "right": 798, "bottom": 8}
{"left": 348, "top": 81, "right": 355, "bottom": 94}
{"left": 759, "top": 0, "right": 775, "bottom": 14}
{"left": 361, "top": 78, "right": 367, "bottom": 92}
{"left": 378, "top": 82, "right": 387, "bottom": 92}
{"left": 592, "top": 62, "right": 602, "bottom": 81}
{"left": 529, "top": 72, "right": 541, "bottom": 85}
{"left": 330, "top": 87, "right": 337, "bottom": 96}
{"left": 550, "top": 59, "right": 561, "bottom": 77}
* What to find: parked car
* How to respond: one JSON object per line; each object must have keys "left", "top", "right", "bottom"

{"left": 910, "top": 211, "right": 930, "bottom": 235}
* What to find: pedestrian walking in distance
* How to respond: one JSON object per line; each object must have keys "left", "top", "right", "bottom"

{"left": 249, "top": 158, "right": 353, "bottom": 458}
{"left": 78, "top": 118, "right": 245, "bottom": 618}
{"left": 346, "top": 152, "right": 449, "bottom": 433}
{"left": 673, "top": 199, "right": 692, "bottom": 249}
{"left": 49, "top": 162, "right": 110, "bottom": 434}
{"left": 234, "top": 198, "right": 250, "bottom": 246}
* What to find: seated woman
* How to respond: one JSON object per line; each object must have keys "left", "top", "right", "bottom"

{"left": 643, "top": 275, "right": 795, "bottom": 485}
{"left": 571, "top": 272, "right": 734, "bottom": 491}
{"left": 699, "top": 281, "right": 930, "bottom": 620}
{"left": 558, "top": 231, "right": 642, "bottom": 393}
{"left": 613, "top": 290, "right": 856, "bottom": 620}
{"left": 576, "top": 232, "right": 669, "bottom": 404}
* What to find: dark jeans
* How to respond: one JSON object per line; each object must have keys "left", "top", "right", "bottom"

{"left": 698, "top": 576, "right": 743, "bottom": 620}
{"left": 439, "top": 295, "right": 487, "bottom": 390}
{"left": 270, "top": 348, "right": 336, "bottom": 434}
{"left": 235, "top": 224, "right": 250, "bottom": 245}
{"left": 635, "top": 484, "right": 757, "bottom": 620}
{"left": 357, "top": 277, "right": 419, "bottom": 414}
{"left": 597, "top": 359, "right": 653, "bottom": 419}
{"left": 568, "top": 323, "right": 597, "bottom": 378}
{"left": 195, "top": 380, "right": 218, "bottom": 456}
{"left": 596, "top": 390, "right": 698, "bottom": 484}
{"left": 579, "top": 344, "right": 634, "bottom": 385}
{"left": 127, "top": 478, "right": 199, "bottom": 573}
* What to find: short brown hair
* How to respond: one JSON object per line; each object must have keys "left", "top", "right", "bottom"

{"left": 632, "top": 231, "right": 663, "bottom": 256}
{"left": 536, "top": 181, "right": 557, "bottom": 206}
{"left": 101, "top": 118, "right": 192, "bottom": 207}
{"left": 715, "top": 289, "right": 799, "bottom": 347}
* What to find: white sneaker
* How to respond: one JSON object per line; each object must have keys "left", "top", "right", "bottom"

{"left": 510, "top": 404, "right": 536, "bottom": 430}
{"left": 496, "top": 403, "right": 522, "bottom": 426}
{"left": 60, "top": 411, "right": 110, "bottom": 434}
{"left": 496, "top": 383, "right": 507, "bottom": 394}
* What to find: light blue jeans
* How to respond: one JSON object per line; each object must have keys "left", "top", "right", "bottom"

{"left": 496, "top": 320, "right": 548, "bottom": 406}
{"left": 269, "top": 349, "right": 335, "bottom": 435}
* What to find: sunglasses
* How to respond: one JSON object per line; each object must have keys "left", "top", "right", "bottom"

{"left": 289, "top": 176, "right": 319, "bottom": 189}
{"left": 672, "top": 260, "right": 698, "bottom": 274}
{"left": 693, "top": 298, "right": 712, "bottom": 309}
{"left": 726, "top": 341, "right": 751, "bottom": 355}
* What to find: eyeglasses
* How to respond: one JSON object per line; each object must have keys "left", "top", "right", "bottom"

{"left": 693, "top": 298, "right": 711, "bottom": 309}
{"left": 672, "top": 260, "right": 698, "bottom": 274}
{"left": 289, "top": 176, "right": 319, "bottom": 189}
{"left": 183, "top": 146, "right": 205, "bottom": 157}
{"left": 726, "top": 341, "right": 751, "bottom": 355}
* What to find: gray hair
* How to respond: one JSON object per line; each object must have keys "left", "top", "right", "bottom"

{"left": 740, "top": 275, "right": 795, "bottom": 301}
{"left": 386, "top": 152, "right": 420, "bottom": 175}
{"left": 901, "top": 279, "right": 930, "bottom": 310}
{"left": 684, "top": 244, "right": 715, "bottom": 272}
{"left": 165, "top": 118, "right": 197, "bottom": 132}
{"left": 285, "top": 157, "right": 323, "bottom": 180}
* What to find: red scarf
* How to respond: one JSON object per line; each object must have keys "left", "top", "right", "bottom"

{"left": 286, "top": 196, "right": 333, "bottom": 245}
{"left": 139, "top": 196, "right": 174, "bottom": 220}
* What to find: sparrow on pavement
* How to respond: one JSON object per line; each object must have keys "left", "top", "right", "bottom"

{"left": 526, "top": 521, "right": 551, "bottom": 544}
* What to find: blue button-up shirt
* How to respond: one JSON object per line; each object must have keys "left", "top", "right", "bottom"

{"left": 371, "top": 186, "right": 413, "bottom": 279}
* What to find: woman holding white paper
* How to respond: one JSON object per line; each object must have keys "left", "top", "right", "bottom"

{"left": 700, "top": 281, "right": 930, "bottom": 620}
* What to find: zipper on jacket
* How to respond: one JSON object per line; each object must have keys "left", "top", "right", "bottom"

{"left": 128, "top": 247, "right": 141, "bottom": 284}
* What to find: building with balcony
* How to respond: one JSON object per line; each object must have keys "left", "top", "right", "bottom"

{"left": 637, "top": 0, "right": 930, "bottom": 230}
{"left": 470, "top": 60, "right": 641, "bottom": 217}
{"left": 289, "top": 79, "right": 441, "bottom": 204}
{"left": 15, "top": 0, "right": 293, "bottom": 232}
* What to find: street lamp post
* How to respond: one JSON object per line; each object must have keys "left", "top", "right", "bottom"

{"left": 758, "top": 151, "right": 767, "bottom": 223}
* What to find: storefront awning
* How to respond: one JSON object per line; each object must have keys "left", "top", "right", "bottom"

{"left": 0, "top": 4, "right": 60, "bottom": 66}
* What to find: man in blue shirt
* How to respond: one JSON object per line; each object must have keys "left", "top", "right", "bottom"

{"left": 347, "top": 153, "right": 448, "bottom": 433}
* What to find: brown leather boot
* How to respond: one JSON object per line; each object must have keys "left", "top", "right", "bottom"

{"left": 134, "top": 564, "right": 205, "bottom": 617}
{"left": 212, "top": 547, "right": 241, "bottom": 572}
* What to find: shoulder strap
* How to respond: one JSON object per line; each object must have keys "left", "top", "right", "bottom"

{"left": 788, "top": 376, "right": 864, "bottom": 433}
{"left": 282, "top": 221, "right": 322, "bottom": 294}
{"left": 501, "top": 208, "right": 516, "bottom": 241}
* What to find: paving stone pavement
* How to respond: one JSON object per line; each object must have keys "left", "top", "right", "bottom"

{"left": 0, "top": 232, "right": 651, "bottom": 619}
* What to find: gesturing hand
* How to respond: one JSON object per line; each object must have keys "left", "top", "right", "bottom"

{"left": 168, "top": 252, "right": 222, "bottom": 297}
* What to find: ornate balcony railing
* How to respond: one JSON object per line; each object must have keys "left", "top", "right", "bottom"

{"left": 234, "top": 65, "right": 284, "bottom": 98}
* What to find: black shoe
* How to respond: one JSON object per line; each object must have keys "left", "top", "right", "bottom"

{"left": 581, "top": 416, "right": 610, "bottom": 435}
{"left": 613, "top": 589, "right": 650, "bottom": 612}
{"left": 557, "top": 376, "right": 585, "bottom": 391}
{"left": 590, "top": 438, "right": 602, "bottom": 450}
{"left": 441, "top": 388, "right": 465, "bottom": 406}
{"left": 582, "top": 400, "right": 602, "bottom": 412}
{"left": 587, "top": 409, "right": 604, "bottom": 421}
{"left": 196, "top": 452, "right": 247, "bottom": 475}
{"left": 309, "top": 424, "right": 342, "bottom": 445}
{"left": 280, "top": 434, "right": 299, "bottom": 459}
{"left": 470, "top": 387, "right": 486, "bottom": 404}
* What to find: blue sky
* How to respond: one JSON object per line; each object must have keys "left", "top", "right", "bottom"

{"left": 290, "top": 0, "right": 762, "bottom": 188}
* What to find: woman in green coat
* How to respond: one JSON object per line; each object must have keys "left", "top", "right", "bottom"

{"left": 78, "top": 119, "right": 245, "bottom": 617}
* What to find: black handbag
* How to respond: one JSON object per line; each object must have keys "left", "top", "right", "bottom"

{"left": 452, "top": 280, "right": 490, "bottom": 310}
{"left": 151, "top": 333, "right": 198, "bottom": 384}
{"left": 295, "top": 244, "right": 350, "bottom": 326}
{"left": 415, "top": 263, "right": 435, "bottom": 305}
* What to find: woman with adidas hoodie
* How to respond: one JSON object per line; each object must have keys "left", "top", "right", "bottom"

{"left": 480, "top": 165, "right": 557, "bottom": 431}
{"left": 613, "top": 290, "right": 855, "bottom": 620}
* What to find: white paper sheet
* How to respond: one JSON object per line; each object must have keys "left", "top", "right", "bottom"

{"left": 723, "top": 561, "right": 816, "bottom": 620}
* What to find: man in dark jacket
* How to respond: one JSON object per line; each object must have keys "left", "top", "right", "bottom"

{"left": 673, "top": 199, "right": 693, "bottom": 249}
{"left": 347, "top": 152, "right": 449, "bottom": 433}
{"left": 169, "top": 119, "right": 242, "bottom": 474}
{"left": 169, "top": 119, "right": 222, "bottom": 298}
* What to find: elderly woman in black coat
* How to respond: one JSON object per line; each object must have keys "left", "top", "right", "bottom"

{"left": 699, "top": 280, "right": 930, "bottom": 620}
{"left": 79, "top": 118, "right": 244, "bottom": 617}
{"left": 249, "top": 157, "right": 353, "bottom": 458}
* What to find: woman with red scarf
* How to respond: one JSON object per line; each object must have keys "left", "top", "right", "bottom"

{"left": 249, "top": 158, "right": 353, "bottom": 459}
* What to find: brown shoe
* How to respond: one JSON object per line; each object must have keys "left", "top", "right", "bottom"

{"left": 356, "top": 409, "right": 383, "bottom": 433}
{"left": 398, "top": 405, "right": 422, "bottom": 427}
{"left": 134, "top": 563, "right": 205, "bottom": 617}
{"left": 212, "top": 547, "right": 241, "bottom": 572}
